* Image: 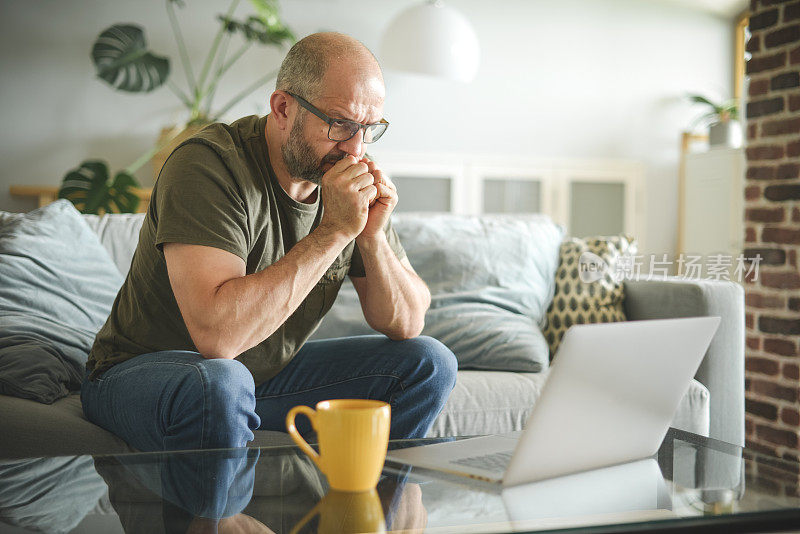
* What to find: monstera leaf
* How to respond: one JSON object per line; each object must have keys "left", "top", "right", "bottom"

{"left": 58, "top": 160, "right": 141, "bottom": 214}
{"left": 92, "top": 24, "right": 170, "bottom": 93}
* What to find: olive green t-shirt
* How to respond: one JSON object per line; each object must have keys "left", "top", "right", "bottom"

{"left": 86, "top": 114, "right": 406, "bottom": 385}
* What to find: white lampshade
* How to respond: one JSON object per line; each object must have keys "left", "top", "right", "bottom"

{"left": 380, "top": 0, "right": 480, "bottom": 83}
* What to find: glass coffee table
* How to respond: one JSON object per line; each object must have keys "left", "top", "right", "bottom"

{"left": 1, "top": 428, "right": 799, "bottom": 533}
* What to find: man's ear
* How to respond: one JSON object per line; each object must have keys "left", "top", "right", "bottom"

{"left": 270, "top": 91, "right": 291, "bottom": 130}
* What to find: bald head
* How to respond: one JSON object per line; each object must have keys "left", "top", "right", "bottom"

{"left": 276, "top": 32, "right": 383, "bottom": 101}
{"left": 269, "top": 33, "right": 386, "bottom": 187}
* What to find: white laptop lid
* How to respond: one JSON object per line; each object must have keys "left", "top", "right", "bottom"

{"left": 502, "top": 316, "right": 720, "bottom": 486}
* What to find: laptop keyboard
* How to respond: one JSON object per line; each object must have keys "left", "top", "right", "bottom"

{"left": 452, "top": 450, "right": 514, "bottom": 473}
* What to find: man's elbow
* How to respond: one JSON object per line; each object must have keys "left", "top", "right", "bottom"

{"left": 199, "top": 347, "right": 240, "bottom": 360}
{"left": 386, "top": 330, "right": 420, "bottom": 341}
{"left": 191, "top": 325, "right": 240, "bottom": 360}
{"left": 384, "top": 319, "right": 425, "bottom": 341}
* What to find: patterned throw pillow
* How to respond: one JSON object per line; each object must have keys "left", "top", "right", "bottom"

{"left": 543, "top": 235, "right": 638, "bottom": 358}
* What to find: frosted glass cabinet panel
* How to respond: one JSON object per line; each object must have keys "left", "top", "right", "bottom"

{"left": 392, "top": 176, "right": 452, "bottom": 212}
{"left": 482, "top": 179, "right": 541, "bottom": 214}
{"left": 569, "top": 181, "right": 626, "bottom": 237}
{"left": 373, "top": 151, "right": 643, "bottom": 244}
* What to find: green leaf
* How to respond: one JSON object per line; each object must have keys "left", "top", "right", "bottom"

{"left": 58, "top": 160, "right": 141, "bottom": 214}
{"left": 92, "top": 24, "right": 170, "bottom": 93}
{"left": 249, "top": 0, "right": 281, "bottom": 27}
{"left": 686, "top": 92, "right": 739, "bottom": 129}
{"left": 687, "top": 111, "right": 719, "bottom": 130}
{"left": 58, "top": 160, "right": 110, "bottom": 214}
{"left": 108, "top": 171, "right": 141, "bottom": 213}
{"left": 687, "top": 93, "right": 718, "bottom": 108}
{"left": 219, "top": 0, "right": 295, "bottom": 47}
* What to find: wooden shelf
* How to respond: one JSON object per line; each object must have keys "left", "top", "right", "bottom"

{"left": 9, "top": 185, "right": 152, "bottom": 213}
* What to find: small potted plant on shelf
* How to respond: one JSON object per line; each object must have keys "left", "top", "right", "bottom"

{"left": 58, "top": 0, "right": 294, "bottom": 214}
{"left": 686, "top": 92, "right": 742, "bottom": 149}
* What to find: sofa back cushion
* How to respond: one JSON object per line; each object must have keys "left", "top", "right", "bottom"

{"left": 312, "top": 213, "right": 565, "bottom": 372}
{"left": 82, "top": 213, "right": 146, "bottom": 276}
{"left": 0, "top": 200, "right": 124, "bottom": 403}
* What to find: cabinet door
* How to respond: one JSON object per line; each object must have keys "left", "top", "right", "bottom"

{"left": 392, "top": 175, "right": 453, "bottom": 212}
{"left": 470, "top": 164, "right": 553, "bottom": 216}
{"left": 569, "top": 181, "right": 627, "bottom": 237}
{"left": 482, "top": 178, "right": 543, "bottom": 214}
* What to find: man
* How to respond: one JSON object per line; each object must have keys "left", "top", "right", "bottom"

{"left": 81, "top": 32, "right": 458, "bottom": 452}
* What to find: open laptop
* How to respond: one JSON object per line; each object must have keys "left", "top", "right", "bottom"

{"left": 386, "top": 316, "right": 721, "bottom": 487}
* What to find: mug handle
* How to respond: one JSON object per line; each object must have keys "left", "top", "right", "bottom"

{"left": 286, "top": 405, "right": 322, "bottom": 470}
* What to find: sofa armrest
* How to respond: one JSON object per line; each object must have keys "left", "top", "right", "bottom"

{"left": 623, "top": 277, "right": 745, "bottom": 447}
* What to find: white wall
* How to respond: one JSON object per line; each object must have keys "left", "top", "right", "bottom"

{"left": 0, "top": 0, "right": 738, "bottom": 257}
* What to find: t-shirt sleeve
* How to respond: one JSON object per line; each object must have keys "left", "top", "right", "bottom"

{"left": 348, "top": 216, "right": 407, "bottom": 278}
{"left": 153, "top": 141, "right": 249, "bottom": 262}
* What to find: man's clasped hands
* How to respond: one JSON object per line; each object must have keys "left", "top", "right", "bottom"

{"left": 318, "top": 155, "right": 398, "bottom": 243}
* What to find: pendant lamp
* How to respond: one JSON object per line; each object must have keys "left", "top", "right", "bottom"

{"left": 380, "top": 0, "right": 480, "bottom": 83}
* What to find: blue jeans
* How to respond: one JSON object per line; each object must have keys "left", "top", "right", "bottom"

{"left": 81, "top": 335, "right": 457, "bottom": 452}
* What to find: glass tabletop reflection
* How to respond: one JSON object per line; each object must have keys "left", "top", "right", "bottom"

{"left": 1, "top": 428, "right": 799, "bottom": 533}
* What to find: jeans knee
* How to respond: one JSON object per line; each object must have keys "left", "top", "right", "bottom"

{"left": 404, "top": 336, "right": 458, "bottom": 392}
{"left": 202, "top": 357, "right": 254, "bottom": 389}
{"left": 188, "top": 358, "right": 260, "bottom": 445}
{"left": 199, "top": 358, "right": 256, "bottom": 409}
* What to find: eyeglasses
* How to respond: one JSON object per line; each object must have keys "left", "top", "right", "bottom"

{"left": 287, "top": 91, "right": 389, "bottom": 144}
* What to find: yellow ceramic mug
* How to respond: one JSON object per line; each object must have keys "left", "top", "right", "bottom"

{"left": 286, "top": 399, "right": 391, "bottom": 492}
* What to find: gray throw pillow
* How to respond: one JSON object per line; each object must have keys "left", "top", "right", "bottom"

{"left": 311, "top": 213, "right": 564, "bottom": 372}
{"left": 0, "top": 200, "right": 124, "bottom": 403}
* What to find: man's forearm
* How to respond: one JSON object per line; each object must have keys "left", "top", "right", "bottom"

{"left": 199, "top": 225, "right": 351, "bottom": 358}
{"left": 356, "top": 233, "right": 430, "bottom": 339}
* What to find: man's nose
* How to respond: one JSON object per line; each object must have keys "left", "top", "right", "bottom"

{"left": 337, "top": 128, "right": 366, "bottom": 159}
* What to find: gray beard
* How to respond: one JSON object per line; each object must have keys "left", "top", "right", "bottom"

{"left": 281, "top": 118, "right": 344, "bottom": 185}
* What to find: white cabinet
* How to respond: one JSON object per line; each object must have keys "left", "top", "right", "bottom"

{"left": 679, "top": 147, "right": 745, "bottom": 259}
{"left": 370, "top": 151, "right": 645, "bottom": 244}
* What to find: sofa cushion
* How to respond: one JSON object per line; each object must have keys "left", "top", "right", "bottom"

{"left": 428, "top": 370, "right": 550, "bottom": 437}
{"left": 82, "top": 212, "right": 146, "bottom": 276}
{"left": 544, "top": 235, "right": 637, "bottom": 357}
{"left": 0, "top": 200, "right": 124, "bottom": 403}
{"left": 0, "top": 393, "right": 134, "bottom": 457}
{"left": 427, "top": 371, "right": 710, "bottom": 438}
{"left": 312, "top": 214, "right": 565, "bottom": 373}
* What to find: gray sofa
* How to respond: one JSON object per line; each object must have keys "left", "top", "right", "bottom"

{"left": 0, "top": 206, "right": 745, "bottom": 459}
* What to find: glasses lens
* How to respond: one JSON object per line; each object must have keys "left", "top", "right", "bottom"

{"left": 328, "top": 120, "right": 360, "bottom": 142}
{"left": 364, "top": 122, "right": 388, "bottom": 144}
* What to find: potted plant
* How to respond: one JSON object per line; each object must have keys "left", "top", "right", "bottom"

{"left": 59, "top": 0, "right": 294, "bottom": 214}
{"left": 686, "top": 93, "right": 742, "bottom": 148}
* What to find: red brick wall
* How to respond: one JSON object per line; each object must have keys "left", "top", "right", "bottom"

{"left": 745, "top": 0, "right": 800, "bottom": 460}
